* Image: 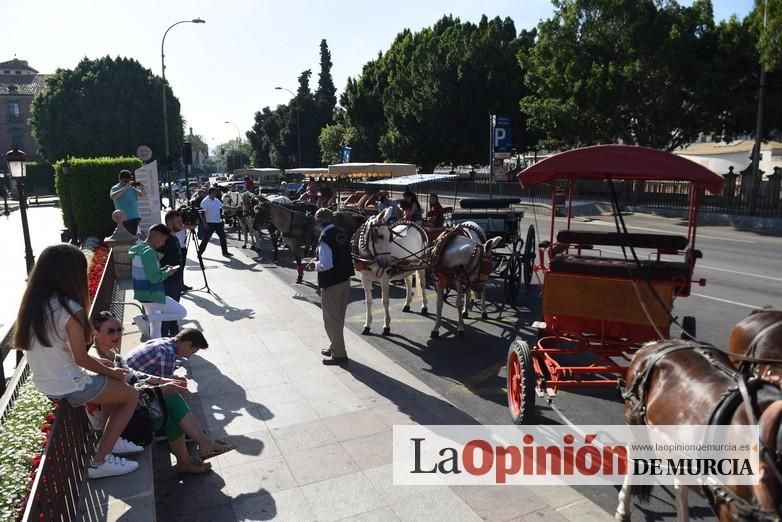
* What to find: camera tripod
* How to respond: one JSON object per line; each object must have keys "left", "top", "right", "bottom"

{"left": 185, "top": 228, "right": 211, "bottom": 294}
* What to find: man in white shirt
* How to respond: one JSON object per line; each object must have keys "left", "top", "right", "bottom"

{"left": 197, "top": 188, "right": 233, "bottom": 258}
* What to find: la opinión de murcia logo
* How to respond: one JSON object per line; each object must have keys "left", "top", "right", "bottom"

{"left": 392, "top": 425, "right": 759, "bottom": 486}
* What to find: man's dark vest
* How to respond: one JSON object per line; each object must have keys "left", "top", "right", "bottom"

{"left": 317, "top": 225, "right": 355, "bottom": 289}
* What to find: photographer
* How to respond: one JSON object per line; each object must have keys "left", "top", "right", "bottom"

{"left": 110, "top": 170, "right": 145, "bottom": 236}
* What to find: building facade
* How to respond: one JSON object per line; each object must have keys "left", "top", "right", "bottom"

{"left": 0, "top": 59, "right": 47, "bottom": 161}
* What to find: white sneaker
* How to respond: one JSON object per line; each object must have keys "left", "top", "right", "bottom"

{"left": 87, "top": 454, "right": 139, "bottom": 479}
{"left": 112, "top": 437, "right": 144, "bottom": 456}
{"left": 133, "top": 315, "right": 150, "bottom": 339}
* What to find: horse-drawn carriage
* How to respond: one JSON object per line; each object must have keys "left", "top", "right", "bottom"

{"left": 451, "top": 198, "right": 535, "bottom": 305}
{"left": 506, "top": 145, "right": 724, "bottom": 424}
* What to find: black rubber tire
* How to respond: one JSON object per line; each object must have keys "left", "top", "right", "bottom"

{"left": 681, "top": 316, "right": 696, "bottom": 340}
{"left": 507, "top": 339, "right": 536, "bottom": 424}
{"left": 523, "top": 225, "right": 536, "bottom": 287}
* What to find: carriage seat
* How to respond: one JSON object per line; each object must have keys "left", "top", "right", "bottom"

{"left": 550, "top": 254, "right": 690, "bottom": 282}
{"left": 556, "top": 230, "right": 689, "bottom": 252}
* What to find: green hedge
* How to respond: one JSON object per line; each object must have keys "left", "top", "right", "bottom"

{"left": 25, "top": 162, "right": 55, "bottom": 195}
{"left": 55, "top": 157, "right": 143, "bottom": 240}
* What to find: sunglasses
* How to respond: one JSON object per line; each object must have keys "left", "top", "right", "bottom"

{"left": 105, "top": 327, "right": 124, "bottom": 335}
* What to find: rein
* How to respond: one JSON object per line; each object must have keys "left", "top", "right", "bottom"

{"left": 355, "top": 219, "right": 430, "bottom": 275}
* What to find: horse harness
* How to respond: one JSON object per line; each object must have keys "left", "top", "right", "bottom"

{"left": 622, "top": 340, "right": 782, "bottom": 520}
{"left": 735, "top": 321, "right": 782, "bottom": 380}
{"left": 352, "top": 218, "right": 429, "bottom": 276}
{"left": 430, "top": 225, "right": 492, "bottom": 290}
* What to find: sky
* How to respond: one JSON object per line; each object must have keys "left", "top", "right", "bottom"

{"left": 9, "top": 0, "right": 754, "bottom": 152}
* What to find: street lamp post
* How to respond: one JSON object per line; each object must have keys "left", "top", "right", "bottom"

{"left": 162, "top": 17, "right": 205, "bottom": 210}
{"left": 275, "top": 86, "right": 301, "bottom": 168}
{"left": 5, "top": 146, "right": 34, "bottom": 273}
{"left": 60, "top": 159, "right": 78, "bottom": 243}
{"left": 224, "top": 121, "right": 242, "bottom": 171}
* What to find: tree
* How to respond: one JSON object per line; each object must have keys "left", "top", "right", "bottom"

{"left": 30, "top": 56, "right": 183, "bottom": 163}
{"left": 341, "top": 15, "right": 533, "bottom": 171}
{"left": 315, "top": 39, "right": 337, "bottom": 123}
{"left": 752, "top": 0, "right": 782, "bottom": 72}
{"left": 520, "top": 0, "right": 724, "bottom": 151}
{"left": 319, "top": 123, "right": 358, "bottom": 164}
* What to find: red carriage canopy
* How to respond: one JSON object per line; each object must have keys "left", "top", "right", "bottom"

{"left": 519, "top": 145, "right": 724, "bottom": 195}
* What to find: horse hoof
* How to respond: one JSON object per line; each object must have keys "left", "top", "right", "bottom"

{"left": 481, "top": 312, "right": 488, "bottom": 320}
{"left": 382, "top": 327, "right": 391, "bottom": 336}
{"left": 457, "top": 330, "right": 465, "bottom": 338}
{"left": 421, "top": 307, "right": 428, "bottom": 316}
{"left": 362, "top": 327, "right": 370, "bottom": 335}
{"left": 402, "top": 305, "right": 411, "bottom": 313}
{"left": 430, "top": 331, "right": 439, "bottom": 339}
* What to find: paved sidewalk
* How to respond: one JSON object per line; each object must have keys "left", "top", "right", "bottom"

{"left": 152, "top": 245, "right": 613, "bottom": 521}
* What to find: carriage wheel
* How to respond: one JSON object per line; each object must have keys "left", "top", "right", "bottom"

{"left": 507, "top": 339, "right": 535, "bottom": 424}
{"left": 503, "top": 241, "right": 522, "bottom": 305}
{"left": 523, "top": 225, "right": 536, "bottom": 287}
{"left": 680, "top": 316, "right": 696, "bottom": 340}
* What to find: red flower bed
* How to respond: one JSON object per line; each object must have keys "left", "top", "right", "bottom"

{"left": 88, "top": 243, "right": 110, "bottom": 302}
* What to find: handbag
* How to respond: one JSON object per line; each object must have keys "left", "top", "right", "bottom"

{"left": 119, "top": 378, "right": 168, "bottom": 445}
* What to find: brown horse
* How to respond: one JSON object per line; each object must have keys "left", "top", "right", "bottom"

{"left": 729, "top": 309, "right": 782, "bottom": 383}
{"left": 616, "top": 339, "right": 782, "bottom": 521}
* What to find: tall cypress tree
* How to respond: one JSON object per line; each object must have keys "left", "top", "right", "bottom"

{"left": 315, "top": 39, "right": 337, "bottom": 125}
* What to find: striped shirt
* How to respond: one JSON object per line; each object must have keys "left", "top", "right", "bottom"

{"left": 129, "top": 241, "right": 171, "bottom": 304}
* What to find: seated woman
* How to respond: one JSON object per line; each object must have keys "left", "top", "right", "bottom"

{"left": 14, "top": 245, "right": 141, "bottom": 479}
{"left": 401, "top": 190, "right": 424, "bottom": 224}
{"left": 425, "top": 194, "right": 446, "bottom": 228}
{"left": 91, "top": 312, "right": 234, "bottom": 474}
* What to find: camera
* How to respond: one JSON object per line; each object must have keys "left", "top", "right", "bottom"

{"left": 180, "top": 205, "right": 201, "bottom": 226}
{"left": 130, "top": 181, "right": 141, "bottom": 187}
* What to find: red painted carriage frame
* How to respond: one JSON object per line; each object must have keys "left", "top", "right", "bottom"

{"left": 506, "top": 145, "right": 724, "bottom": 424}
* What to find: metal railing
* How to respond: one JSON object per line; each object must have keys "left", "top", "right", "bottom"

{"left": 0, "top": 249, "right": 119, "bottom": 522}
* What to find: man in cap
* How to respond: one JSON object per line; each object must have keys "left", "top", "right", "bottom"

{"left": 306, "top": 208, "right": 354, "bottom": 365}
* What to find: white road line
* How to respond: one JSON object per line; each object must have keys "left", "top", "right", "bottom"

{"left": 573, "top": 219, "right": 756, "bottom": 243}
{"left": 691, "top": 293, "right": 764, "bottom": 309}
{"left": 597, "top": 248, "right": 782, "bottom": 283}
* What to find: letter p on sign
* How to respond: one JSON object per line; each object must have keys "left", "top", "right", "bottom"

{"left": 494, "top": 128, "right": 506, "bottom": 146}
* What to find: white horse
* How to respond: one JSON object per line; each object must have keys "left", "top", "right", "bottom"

{"left": 353, "top": 207, "right": 429, "bottom": 336}
{"left": 430, "top": 222, "right": 501, "bottom": 339}
{"left": 238, "top": 191, "right": 262, "bottom": 250}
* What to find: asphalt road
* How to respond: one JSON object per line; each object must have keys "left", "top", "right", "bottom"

{"left": 219, "top": 210, "right": 781, "bottom": 520}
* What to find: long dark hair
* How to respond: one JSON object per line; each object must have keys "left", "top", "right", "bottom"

{"left": 403, "top": 190, "right": 419, "bottom": 206}
{"left": 13, "top": 244, "right": 92, "bottom": 350}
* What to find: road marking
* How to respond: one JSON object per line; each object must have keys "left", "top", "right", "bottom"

{"left": 461, "top": 360, "right": 506, "bottom": 390}
{"left": 691, "top": 293, "right": 763, "bottom": 309}
{"left": 575, "top": 219, "right": 756, "bottom": 243}
{"left": 598, "top": 248, "right": 782, "bottom": 283}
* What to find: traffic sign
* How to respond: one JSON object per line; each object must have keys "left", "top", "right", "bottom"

{"left": 136, "top": 145, "right": 153, "bottom": 162}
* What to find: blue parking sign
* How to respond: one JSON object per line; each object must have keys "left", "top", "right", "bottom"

{"left": 493, "top": 115, "right": 512, "bottom": 154}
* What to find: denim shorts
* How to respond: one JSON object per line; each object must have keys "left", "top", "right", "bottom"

{"left": 50, "top": 374, "right": 108, "bottom": 407}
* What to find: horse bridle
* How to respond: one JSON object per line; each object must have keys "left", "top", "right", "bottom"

{"left": 358, "top": 218, "right": 429, "bottom": 269}
{"left": 732, "top": 321, "right": 782, "bottom": 380}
